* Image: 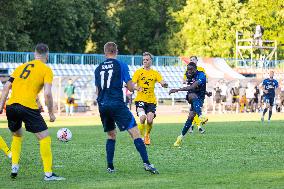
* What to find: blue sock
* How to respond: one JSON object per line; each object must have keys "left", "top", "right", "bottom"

{"left": 263, "top": 108, "right": 267, "bottom": 116}
{"left": 192, "top": 98, "right": 201, "bottom": 116}
{"left": 134, "top": 138, "right": 150, "bottom": 164}
{"left": 268, "top": 110, "right": 272, "bottom": 120}
{"left": 106, "top": 139, "right": 116, "bottom": 169}
{"left": 181, "top": 117, "right": 193, "bottom": 136}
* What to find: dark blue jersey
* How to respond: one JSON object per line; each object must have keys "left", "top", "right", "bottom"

{"left": 186, "top": 70, "right": 206, "bottom": 98}
{"left": 262, "top": 78, "right": 278, "bottom": 98}
{"left": 95, "top": 58, "right": 131, "bottom": 104}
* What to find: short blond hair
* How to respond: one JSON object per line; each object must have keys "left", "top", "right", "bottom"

{"left": 104, "top": 42, "right": 118, "bottom": 54}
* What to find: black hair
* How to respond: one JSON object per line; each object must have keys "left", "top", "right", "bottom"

{"left": 35, "top": 43, "right": 49, "bottom": 55}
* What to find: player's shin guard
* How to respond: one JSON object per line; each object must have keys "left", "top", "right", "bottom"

{"left": 11, "top": 136, "right": 23, "bottom": 165}
{"left": 40, "top": 136, "right": 53, "bottom": 173}
{"left": 134, "top": 138, "right": 150, "bottom": 164}
{"left": 181, "top": 117, "right": 193, "bottom": 136}
{"left": 268, "top": 110, "right": 272, "bottom": 120}
{"left": 138, "top": 124, "right": 145, "bottom": 137}
{"left": 0, "top": 136, "right": 11, "bottom": 156}
{"left": 106, "top": 139, "right": 116, "bottom": 169}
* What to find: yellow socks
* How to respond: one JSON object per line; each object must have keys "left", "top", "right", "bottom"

{"left": 193, "top": 115, "right": 201, "bottom": 127}
{"left": 40, "top": 136, "right": 53, "bottom": 173}
{"left": 138, "top": 123, "right": 145, "bottom": 137}
{"left": 145, "top": 124, "right": 153, "bottom": 135}
{"left": 11, "top": 136, "right": 23, "bottom": 165}
{"left": 0, "top": 136, "right": 11, "bottom": 156}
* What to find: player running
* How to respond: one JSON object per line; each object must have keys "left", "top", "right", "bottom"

{"left": 169, "top": 62, "right": 207, "bottom": 147}
{"left": 261, "top": 71, "right": 278, "bottom": 124}
{"left": 95, "top": 42, "right": 158, "bottom": 174}
{"left": 132, "top": 52, "right": 168, "bottom": 145}
{"left": 0, "top": 43, "right": 65, "bottom": 181}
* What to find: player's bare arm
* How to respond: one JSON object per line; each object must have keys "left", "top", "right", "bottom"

{"left": 0, "top": 80, "right": 12, "bottom": 114}
{"left": 160, "top": 80, "right": 168, "bottom": 88}
{"left": 126, "top": 80, "right": 135, "bottom": 92}
{"left": 44, "top": 83, "right": 55, "bottom": 122}
{"left": 169, "top": 80, "right": 200, "bottom": 95}
{"left": 36, "top": 96, "right": 43, "bottom": 111}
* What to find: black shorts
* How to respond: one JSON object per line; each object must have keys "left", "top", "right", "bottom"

{"left": 67, "top": 97, "right": 75, "bottom": 104}
{"left": 232, "top": 97, "right": 239, "bottom": 103}
{"left": 135, "top": 101, "right": 157, "bottom": 117}
{"left": 6, "top": 103, "right": 48, "bottom": 133}
{"left": 98, "top": 102, "right": 136, "bottom": 132}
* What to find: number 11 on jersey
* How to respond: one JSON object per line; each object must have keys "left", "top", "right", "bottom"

{"left": 100, "top": 69, "right": 113, "bottom": 89}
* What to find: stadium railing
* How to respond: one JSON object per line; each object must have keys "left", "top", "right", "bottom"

{"left": 1, "top": 51, "right": 283, "bottom": 69}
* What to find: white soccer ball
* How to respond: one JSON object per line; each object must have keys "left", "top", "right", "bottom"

{"left": 57, "top": 128, "right": 72, "bottom": 142}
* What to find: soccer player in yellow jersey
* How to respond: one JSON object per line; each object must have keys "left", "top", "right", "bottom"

{"left": 0, "top": 43, "right": 65, "bottom": 181}
{"left": 132, "top": 52, "right": 168, "bottom": 145}
{"left": 183, "top": 56, "right": 208, "bottom": 134}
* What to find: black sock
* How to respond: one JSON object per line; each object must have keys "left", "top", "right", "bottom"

{"left": 268, "top": 110, "right": 272, "bottom": 120}
{"left": 182, "top": 117, "right": 193, "bottom": 136}
{"left": 106, "top": 139, "right": 116, "bottom": 168}
{"left": 263, "top": 108, "right": 267, "bottom": 116}
{"left": 134, "top": 138, "right": 150, "bottom": 164}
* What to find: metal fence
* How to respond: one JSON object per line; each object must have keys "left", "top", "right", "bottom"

{"left": 0, "top": 51, "right": 283, "bottom": 68}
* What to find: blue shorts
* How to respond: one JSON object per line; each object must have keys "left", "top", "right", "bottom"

{"left": 98, "top": 102, "right": 137, "bottom": 132}
{"left": 189, "top": 97, "right": 204, "bottom": 114}
{"left": 263, "top": 96, "right": 274, "bottom": 106}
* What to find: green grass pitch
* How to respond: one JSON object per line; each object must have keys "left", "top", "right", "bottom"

{"left": 0, "top": 114, "right": 284, "bottom": 189}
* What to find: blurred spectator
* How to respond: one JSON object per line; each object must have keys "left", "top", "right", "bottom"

{"left": 246, "top": 82, "right": 255, "bottom": 112}
{"left": 64, "top": 79, "right": 75, "bottom": 116}
{"left": 213, "top": 81, "right": 222, "bottom": 114}
{"left": 230, "top": 81, "right": 240, "bottom": 113}
{"left": 253, "top": 85, "right": 260, "bottom": 112}
{"left": 239, "top": 95, "right": 247, "bottom": 113}
{"left": 280, "top": 80, "right": 284, "bottom": 112}
{"left": 220, "top": 81, "right": 228, "bottom": 113}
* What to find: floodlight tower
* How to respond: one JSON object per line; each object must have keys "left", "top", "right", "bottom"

{"left": 235, "top": 25, "right": 277, "bottom": 69}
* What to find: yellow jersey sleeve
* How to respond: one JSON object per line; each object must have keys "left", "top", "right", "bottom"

{"left": 10, "top": 66, "right": 22, "bottom": 78}
{"left": 132, "top": 69, "right": 140, "bottom": 83}
{"left": 156, "top": 71, "right": 163, "bottom": 83}
{"left": 44, "top": 67, "right": 53, "bottom": 84}
{"left": 197, "top": 66, "right": 206, "bottom": 74}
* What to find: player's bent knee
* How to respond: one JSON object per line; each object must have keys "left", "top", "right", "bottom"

{"left": 127, "top": 127, "right": 140, "bottom": 140}
{"left": 35, "top": 129, "right": 49, "bottom": 140}
{"left": 107, "top": 130, "right": 117, "bottom": 140}
{"left": 138, "top": 111, "right": 146, "bottom": 123}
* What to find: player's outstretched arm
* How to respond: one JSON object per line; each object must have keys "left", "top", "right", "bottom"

{"left": 0, "top": 80, "right": 12, "bottom": 114}
{"left": 126, "top": 80, "right": 135, "bottom": 92}
{"left": 160, "top": 80, "right": 168, "bottom": 88}
{"left": 44, "top": 83, "right": 55, "bottom": 122}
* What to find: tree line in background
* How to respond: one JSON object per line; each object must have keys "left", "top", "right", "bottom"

{"left": 0, "top": 0, "right": 283, "bottom": 58}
